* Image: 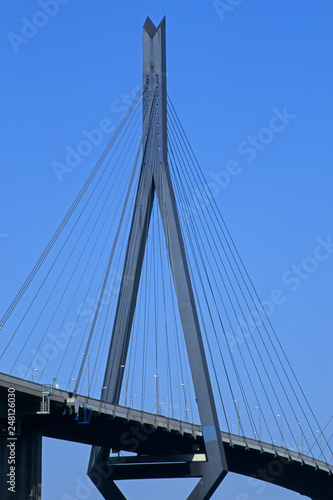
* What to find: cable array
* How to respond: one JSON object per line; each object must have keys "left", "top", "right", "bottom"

{"left": 0, "top": 86, "right": 331, "bottom": 463}
{"left": 0, "top": 86, "right": 144, "bottom": 391}
{"left": 167, "top": 95, "right": 333, "bottom": 462}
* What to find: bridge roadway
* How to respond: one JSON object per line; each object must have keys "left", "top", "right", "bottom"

{"left": 0, "top": 372, "right": 332, "bottom": 499}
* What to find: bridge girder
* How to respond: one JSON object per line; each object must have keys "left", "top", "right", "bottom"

{"left": 0, "top": 375, "right": 332, "bottom": 500}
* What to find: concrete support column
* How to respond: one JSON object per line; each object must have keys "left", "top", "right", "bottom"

{"left": 0, "top": 427, "right": 42, "bottom": 500}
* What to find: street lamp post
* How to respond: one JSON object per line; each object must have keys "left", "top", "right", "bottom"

{"left": 297, "top": 422, "right": 303, "bottom": 454}
{"left": 153, "top": 375, "right": 160, "bottom": 415}
{"left": 131, "top": 394, "right": 138, "bottom": 408}
{"left": 120, "top": 365, "right": 128, "bottom": 406}
{"left": 255, "top": 406, "right": 261, "bottom": 441}
{"left": 102, "top": 386, "right": 107, "bottom": 411}
{"left": 70, "top": 378, "right": 76, "bottom": 392}
{"left": 277, "top": 414, "right": 283, "bottom": 447}
{"left": 83, "top": 352, "right": 90, "bottom": 397}
{"left": 32, "top": 368, "right": 38, "bottom": 382}
{"left": 234, "top": 400, "right": 240, "bottom": 434}
{"left": 317, "top": 430, "right": 322, "bottom": 461}
{"left": 181, "top": 383, "right": 188, "bottom": 422}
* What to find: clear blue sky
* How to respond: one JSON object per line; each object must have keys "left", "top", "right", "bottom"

{"left": 1, "top": 1, "right": 333, "bottom": 498}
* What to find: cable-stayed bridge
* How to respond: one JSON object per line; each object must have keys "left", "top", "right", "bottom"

{"left": 0, "top": 17, "right": 332, "bottom": 500}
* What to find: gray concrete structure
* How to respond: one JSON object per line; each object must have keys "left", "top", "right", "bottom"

{"left": 0, "top": 375, "right": 42, "bottom": 500}
{"left": 0, "top": 372, "right": 332, "bottom": 499}
{"left": 88, "top": 17, "right": 227, "bottom": 499}
{"left": 1, "top": 16, "right": 332, "bottom": 500}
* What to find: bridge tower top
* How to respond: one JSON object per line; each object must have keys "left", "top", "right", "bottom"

{"left": 142, "top": 17, "right": 168, "bottom": 167}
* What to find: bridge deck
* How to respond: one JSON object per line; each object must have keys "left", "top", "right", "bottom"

{"left": 0, "top": 372, "right": 332, "bottom": 499}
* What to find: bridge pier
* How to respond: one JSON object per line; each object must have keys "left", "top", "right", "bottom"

{"left": 1, "top": 386, "right": 42, "bottom": 500}
{"left": 0, "top": 426, "right": 42, "bottom": 500}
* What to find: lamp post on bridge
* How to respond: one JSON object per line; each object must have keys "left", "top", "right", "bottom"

{"left": 70, "top": 378, "right": 76, "bottom": 393}
{"left": 255, "top": 406, "right": 261, "bottom": 441}
{"left": 83, "top": 352, "right": 90, "bottom": 397}
{"left": 297, "top": 422, "right": 304, "bottom": 454}
{"left": 102, "top": 386, "right": 107, "bottom": 411}
{"left": 277, "top": 414, "right": 283, "bottom": 447}
{"left": 181, "top": 383, "right": 189, "bottom": 422}
{"left": 121, "top": 365, "right": 129, "bottom": 406}
{"left": 32, "top": 368, "right": 38, "bottom": 382}
{"left": 131, "top": 394, "right": 138, "bottom": 408}
{"left": 234, "top": 400, "right": 240, "bottom": 434}
{"left": 153, "top": 375, "right": 160, "bottom": 415}
{"left": 316, "top": 430, "right": 323, "bottom": 461}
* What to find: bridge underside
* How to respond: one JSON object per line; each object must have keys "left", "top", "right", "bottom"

{"left": 0, "top": 375, "right": 332, "bottom": 500}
